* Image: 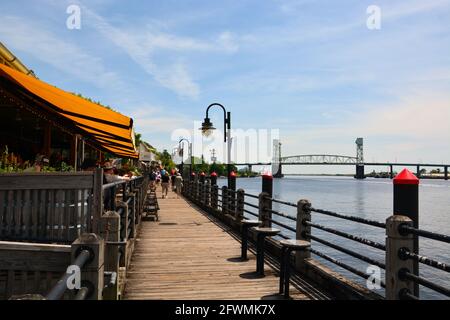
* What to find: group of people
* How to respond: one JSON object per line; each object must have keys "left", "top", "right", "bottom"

{"left": 149, "top": 167, "right": 183, "bottom": 199}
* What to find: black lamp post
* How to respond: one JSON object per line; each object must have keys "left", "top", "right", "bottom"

{"left": 199, "top": 103, "right": 232, "bottom": 187}
{"left": 178, "top": 138, "right": 191, "bottom": 178}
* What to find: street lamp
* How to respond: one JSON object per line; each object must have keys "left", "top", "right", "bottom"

{"left": 178, "top": 138, "right": 192, "bottom": 178}
{"left": 199, "top": 103, "right": 232, "bottom": 186}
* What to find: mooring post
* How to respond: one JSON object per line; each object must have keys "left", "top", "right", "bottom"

{"left": 236, "top": 189, "right": 245, "bottom": 222}
{"left": 222, "top": 186, "right": 228, "bottom": 215}
{"left": 210, "top": 171, "right": 218, "bottom": 186}
{"left": 211, "top": 184, "right": 219, "bottom": 211}
{"left": 189, "top": 180, "right": 194, "bottom": 200}
{"left": 228, "top": 171, "right": 237, "bottom": 215}
{"left": 258, "top": 192, "right": 272, "bottom": 227}
{"left": 385, "top": 215, "right": 415, "bottom": 300}
{"left": 261, "top": 173, "right": 273, "bottom": 197}
{"left": 390, "top": 165, "right": 394, "bottom": 179}
{"left": 259, "top": 173, "right": 273, "bottom": 227}
{"left": 71, "top": 233, "right": 104, "bottom": 300}
{"left": 295, "top": 199, "right": 312, "bottom": 270}
{"left": 416, "top": 165, "right": 421, "bottom": 178}
{"left": 205, "top": 178, "right": 211, "bottom": 208}
{"left": 194, "top": 174, "right": 200, "bottom": 202}
{"left": 199, "top": 172, "right": 206, "bottom": 206}
{"left": 393, "top": 168, "right": 419, "bottom": 297}
{"left": 99, "top": 211, "right": 120, "bottom": 300}
{"left": 190, "top": 172, "right": 196, "bottom": 199}
{"left": 445, "top": 166, "right": 448, "bottom": 180}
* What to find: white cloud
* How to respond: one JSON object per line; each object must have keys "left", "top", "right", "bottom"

{"left": 130, "top": 106, "right": 194, "bottom": 135}
{"left": 280, "top": 89, "right": 450, "bottom": 163}
{"left": 217, "top": 31, "right": 239, "bottom": 53}
{"left": 81, "top": 7, "right": 239, "bottom": 99}
{"left": 0, "top": 15, "right": 125, "bottom": 91}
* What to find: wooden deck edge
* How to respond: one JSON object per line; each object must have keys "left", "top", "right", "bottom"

{"left": 188, "top": 198, "right": 383, "bottom": 300}
{"left": 0, "top": 240, "right": 71, "bottom": 252}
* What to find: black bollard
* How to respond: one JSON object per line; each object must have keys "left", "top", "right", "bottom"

{"left": 229, "top": 171, "right": 236, "bottom": 191}
{"left": 210, "top": 172, "right": 218, "bottom": 186}
{"left": 393, "top": 168, "right": 419, "bottom": 297}
{"left": 199, "top": 172, "right": 206, "bottom": 183}
{"left": 261, "top": 173, "right": 273, "bottom": 197}
{"left": 228, "top": 171, "right": 237, "bottom": 215}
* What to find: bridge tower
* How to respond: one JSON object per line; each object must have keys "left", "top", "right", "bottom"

{"left": 355, "top": 137, "right": 365, "bottom": 179}
{"left": 272, "top": 139, "right": 284, "bottom": 178}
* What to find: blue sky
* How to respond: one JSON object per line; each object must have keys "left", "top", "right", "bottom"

{"left": 1, "top": 0, "right": 449, "bottom": 171}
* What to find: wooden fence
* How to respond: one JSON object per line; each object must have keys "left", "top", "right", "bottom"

{"left": 0, "top": 171, "right": 103, "bottom": 243}
{"left": 0, "top": 169, "right": 149, "bottom": 300}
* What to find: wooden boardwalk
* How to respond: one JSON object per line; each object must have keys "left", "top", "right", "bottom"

{"left": 123, "top": 191, "right": 318, "bottom": 300}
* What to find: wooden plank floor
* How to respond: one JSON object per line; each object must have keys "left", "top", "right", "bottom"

{"left": 123, "top": 191, "right": 312, "bottom": 300}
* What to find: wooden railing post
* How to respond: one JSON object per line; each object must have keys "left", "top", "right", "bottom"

{"left": 99, "top": 211, "right": 120, "bottom": 300}
{"left": 236, "top": 189, "right": 245, "bottom": 222}
{"left": 129, "top": 191, "right": 137, "bottom": 238}
{"left": 92, "top": 168, "right": 104, "bottom": 234}
{"left": 205, "top": 179, "right": 211, "bottom": 208}
{"left": 222, "top": 186, "right": 228, "bottom": 215}
{"left": 228, "top": 189, "right": 236, "bottom": 217}
{"left": 116, "top": 201, "right": 128, "bottom": 244}
{"left": 295, "top": 199, "right": 311, "bottom": 270}
{"left": 200, "top": 181, "right": 205, "bottom": 206}
{"left": 71, "top": 233, "right": 104, "bottom": 300}
{"left": 258, "top": 192, "right": 272, "bottom": 227}
{"left": 194, "top": 178, "right": 199, "bottom": 202}
{"left": 386, "top": 215, "right": 415, "bottom": 300}
{"left": 184, "top": 181, "right": 189, "bottom": 198}
{"left": 211, "top": 185, "right": 218, "bottom": 211}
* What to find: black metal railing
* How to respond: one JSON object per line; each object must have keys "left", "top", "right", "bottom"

{"left": 396, "top": 224, "right": 450, "bottom": 298}
{"left": 46, "top": 249, "right": 92, "bottom": 300}
{"left": 182, "top": 179, "right": 450, "bottom": 300}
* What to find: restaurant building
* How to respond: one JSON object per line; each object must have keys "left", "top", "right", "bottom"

{"left": 0, "top": 42, "right": 138, "bottom": 171}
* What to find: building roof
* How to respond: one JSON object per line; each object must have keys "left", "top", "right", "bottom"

{"left": 0, "top": 63, "right": 138, "bottom": 158}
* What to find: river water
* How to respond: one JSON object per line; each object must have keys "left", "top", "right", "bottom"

{"left": 217, "top": 176, "right": 450, "bottom": 299}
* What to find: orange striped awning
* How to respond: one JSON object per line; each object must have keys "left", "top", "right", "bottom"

{"left": 0, "top": 63, "right": 138, "bottom": 158}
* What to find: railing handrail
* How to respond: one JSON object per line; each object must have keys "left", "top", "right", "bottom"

{"left": 45, "top": 249, "right": 92, "bottom": 300}
{"left": 183, "top": 178, "right": 450, "bottom": 300}
{"left": 399, "top": 224, "right": 450, "bottom": 244}
{"left": 102, "top": 176, "right": 143, "bottom": 190}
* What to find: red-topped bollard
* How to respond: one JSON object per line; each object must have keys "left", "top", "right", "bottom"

{"left": 262, "top": 173, "right": 273, "bottom": 197}
{"left": 189, "top": 172, "right": 196, "bottom": 198}
{"left": 210, "top": 172, "right": 218, "bottom": 186}
{"left": 200, "top": 171, "right": 206, "bottom": 183}
{"left": 393, "top": 168, "right": 419, "bottom": 296}
{"left": 229, "top": 171, "right": 237, "bottom": 191}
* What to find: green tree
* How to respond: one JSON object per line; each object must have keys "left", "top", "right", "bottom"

{"left": 134, "top": 133, "right": 142, "bottom": 147}
{"left": 156, "top": 149, "right": 176, "bottom": 171}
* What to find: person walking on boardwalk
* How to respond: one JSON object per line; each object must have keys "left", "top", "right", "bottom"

{"left": 161, "top": 171, "right": 170, "bottom": 199}
{"left": 175, "top": 172, "right": 183, "bottom": 198}
{"left": 170, "top": 169, "right": 177, "bottom": 191}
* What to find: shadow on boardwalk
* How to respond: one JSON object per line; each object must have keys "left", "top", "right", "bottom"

{"left": 124, "top": 191, "right": 319, "bottom": 300}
